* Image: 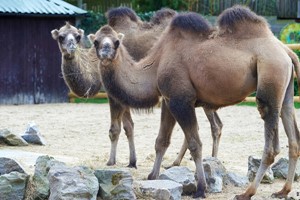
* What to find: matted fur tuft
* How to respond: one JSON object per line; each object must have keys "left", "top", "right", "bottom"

{"left": 107, "top": 7, "right": 139, "bottom": 26}
{"left": 170, "top": 12, "right": 212, "bottom": 34}
{"left": 217, "top": 5, "right": 267, "bottom": 30}
{"left": 99, "top": 25, "right": 114, "bottom": 34}
{"left": 150, "top": 8, "right": 177, "bottom": 25}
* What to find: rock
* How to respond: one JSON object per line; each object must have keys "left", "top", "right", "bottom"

{"left": 0, "top": 129, "right": 28, "bottom": 146}
{"left": 0, "top": 171, "right": 29, "bottom": 200}
{"left": 247, "top": 156, "right": 274, "bottom": 183}
{"left": 272, "top": 157, "right": 300, "bottom": 181}
{"left": 203, "top": 157, "right": 227, "bottom": 193}
{"left": 0, "top": 157, "right": 26, "bottom": 175}
{"left": 21, "top": 122, "right": 46, "bottom": 145}
{"left": 134, "top": 180, "right": 182, "bottom": 200}
{"left": 48, "top": 165, "right": 98, "bottom": 200}
{"left": 159, "top": 166, "right": 196, "bottom": 195}
{"left": 25, "top": 155, "right": 64, "bottom": 200}
{"left": 225, "top": 172, "right": 249, "bottom": 187}
{"left": 94, "top": 169, "right": 136, "bottom": 200}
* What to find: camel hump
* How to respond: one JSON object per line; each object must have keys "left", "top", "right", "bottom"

{"left": 107, "top": 7, "right": 139, "bottom": 26}
{"left": 150, "top": 8, "right": 177, "bottom": 25}
{"left": 170, "top": 12, "right": 212, "bottom": 34}
{"left": 217, "top": 5, "right": 267, "bottom": 30}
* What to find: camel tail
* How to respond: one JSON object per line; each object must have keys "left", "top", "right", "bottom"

{"left": 281, "top": 43, "right": 300, "bottom": 97}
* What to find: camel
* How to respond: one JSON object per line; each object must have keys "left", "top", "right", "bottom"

{"left": 89, "top": 5, "right": 300, "bottom": 199}
{"left": 107, "top": 7, "right": 224, "bottom": 167}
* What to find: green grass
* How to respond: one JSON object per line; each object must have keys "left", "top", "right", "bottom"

{"left": 72, "top": 98, "right": 109, "bottom": 104}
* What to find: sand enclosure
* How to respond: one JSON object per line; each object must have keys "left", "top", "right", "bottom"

{"left": 0, "top": 103, "right": 299, "bottom": 199}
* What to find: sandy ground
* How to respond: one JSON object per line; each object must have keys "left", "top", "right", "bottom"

{"left": 0, "top": 103, "right": 300, "bottom": 200}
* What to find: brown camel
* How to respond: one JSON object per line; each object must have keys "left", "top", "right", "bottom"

{"left": 107, "top": 7, "right": 224, "bottom": 166}
{"left": 89, "top": 5, "right": 300, "bottom": 199}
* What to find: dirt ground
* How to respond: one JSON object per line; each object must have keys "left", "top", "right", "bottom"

{"left": 0, "top": 103, "right": 300, "bottom": 200}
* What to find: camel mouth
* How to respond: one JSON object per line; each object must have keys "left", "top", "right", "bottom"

{"left": 101, "top": 59, "right": 111, "bottom": 66}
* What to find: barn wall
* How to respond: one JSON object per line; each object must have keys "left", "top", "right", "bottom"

{"left": 0, "top": 16, "right": 75, "bottom": 104}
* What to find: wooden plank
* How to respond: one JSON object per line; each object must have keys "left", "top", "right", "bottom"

{"left": 68, "top": 92, "right": 108, "bottom": 99}
{"left": 286, "top": 44, "right": 300, "bottom": 50}
{"left": 245, "top": 96, "right": 300, "bottom": 103}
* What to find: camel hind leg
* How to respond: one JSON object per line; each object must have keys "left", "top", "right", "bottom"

{"left": 272, "top": 71, "right": 300, "bottom": 198}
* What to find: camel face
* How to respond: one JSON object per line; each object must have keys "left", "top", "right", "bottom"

{"left": 89, "top": 25, "right": 123, "bottom": 66}
{"left": 51, "top": 22, "right": 84, "bottom": 55}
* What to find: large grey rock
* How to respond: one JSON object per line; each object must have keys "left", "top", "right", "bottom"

{"left": 0, "top": 171, "right": 29, "bottom": 200}
{"left": 0, "top": 157, "right": 26, "bottom": 175}
{"left": 134, "top": 180, "right": 182, "bottom": 200}
{"left": 159, "top": 166, "right": 196, "bottom": 195}
{"left": 203, "top": 157, "right": 227, "bottom": 193}
{"left": 25, "top": 155, "right": 64, "bottom": 200}
{"left": 48, "top": 165, "right": 98, "bottom": 200}
{"left": 225, "top": 172, "right": 249, "bottom": 187}
{"left": 247, "top": 156, "right": 274, "bottom": 183}
{"left": 94, "top": 169, "right": 136, "bottom": 200}
{"left": 0, "top": 129, "right": 28, "bottom": 146}
{"left": 21, "top": 122, "right": 46, "bottom": 145}
{"left": 272, "top": 157, "right": 300, "bottom": 181}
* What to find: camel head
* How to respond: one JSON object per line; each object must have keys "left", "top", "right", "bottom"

{"left": 88, "top": 25, "right": 124, "bottom": 66}
{"left": 51, "top": 22, "right": 84, "bottom": 55}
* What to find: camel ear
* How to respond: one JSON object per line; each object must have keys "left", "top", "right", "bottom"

{"left": 88, "top": 34, "right": 95, "bottom": 43}
{"left": 117, "top": 33, "right": 124, "bottom": 41}
{"left": 51, "top": 29, "right": 59, "bottom": 40}
{"left": 78, "top": 28, "right": 84, "bottom": 36}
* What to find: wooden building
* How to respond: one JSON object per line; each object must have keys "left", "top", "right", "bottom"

{"left": 0, "top": 0, "right": 86, "bottom": 104}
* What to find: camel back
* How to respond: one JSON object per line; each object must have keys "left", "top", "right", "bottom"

{"left": 107, "top": 7, "right": 140, "bottom": 27}
{"left": 169, "top": 12, "right": 212, "bottom": 35}
{"left": 217, "top": 5, "right": 268, "bottom": 33}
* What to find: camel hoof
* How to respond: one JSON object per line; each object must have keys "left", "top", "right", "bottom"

{"left": 106, "top": 160, "right": 116, "bottom": 166}
{"left": 193, "top": 190, "right": 206, "bottom": 199}
{"left": 233, "top": 194, "right": 251, "bottom": 200}
{"left": 147, "top": 172, "right": 157, "bottom": 180}
{"left": 127, "top": 163, "right": 137, "bottom": 169}
{"left": 271, "top": 192, "right": 288, "bottom": 199}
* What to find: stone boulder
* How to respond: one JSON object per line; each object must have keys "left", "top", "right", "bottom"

{"left": 95, "top": 169, "right": 136, "bottom": 200}
{"left": 225, "top": 172, "right": 249, "bottom": 187}
{"left": 134, "top": 180, "right": 182, "bottom": 200}
{"left": 0, "top": 157, "right": 26, "bottom": 175}
{"left": 20, "top": 122, "right": 46, "bottom": 145}
{"left": 247, "top": 156, "right": 274, "bottom": 183}
{"left": 159, "top": 166, "right": 196, "bottom": 195}
{"left": 25, "top": 155, "right": 64, "bottom": 200}
{"left": 272, "top": 157, "right": 300, "bottom": 181}
{"left": 0, "top": 129, "right": 28, "bottom": 146}
{"left": 48, "top": 164, "right": 98, "bottom": 200}
{"left": 0, "top": 171, "right": 29, "bottom": 200}
{"left": 203, "top": 157, "right": 227, "bottom": 193}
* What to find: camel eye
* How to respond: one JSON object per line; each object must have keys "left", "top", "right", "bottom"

{"left": 75, "top": 35, "right": 81, "bottom": 42}
{"left": 114, "top": 40, "right": 120, "bottom": 49}
{"left": 94, "top": 40, "right": 99, "bottom": 48}
{"left": 58, "top": 35, "right": 65, "bottom": 43}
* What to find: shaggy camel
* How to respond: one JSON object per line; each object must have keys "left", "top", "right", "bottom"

{"left": 89, "top": 6, "right": 300, "bottom": 199}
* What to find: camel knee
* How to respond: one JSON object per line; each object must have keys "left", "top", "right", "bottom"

{"left": 288, "top": 142, "right": 300, "bottom": 158}
{"left": 155, "top": 136, "right": 170, "bottom": 152}
{"left": 109, "top": 124, "right": 121, "bottom": 141}
{"left": 263, "top": 150, "right": 279, "bottom": 165}
{"left": 123, "top": 121, "right": 134, "bottom": 138}
{"left": 187, "top": 139, "right": 202, "bottom": 157}
{"left": 212, "top": 125, "right": 222, "bottom": 140}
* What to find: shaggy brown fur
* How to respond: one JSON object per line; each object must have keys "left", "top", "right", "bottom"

{"left": 51, "top": 22, "right": 101, "bottom": 98}
{"left": 91, "top": 6, "right": 300, "bottom": 199}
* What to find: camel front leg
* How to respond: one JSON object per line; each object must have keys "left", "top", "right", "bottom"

{"left": 170, "top": 139, "right": 187, "bottom": 167}
{"left": 203, "top": 108, "right": 223, "bottom": 157}
{"left": 148, "top": 99, "right": 176, "bottom": 179}
{"left": 168, "top": 97, "right": 207, "bottom": 198}
{"left": 122, "top": 108, "right": 137, "bottom": 168}
{"left": 106, "top": 96, "right": 125, "bottom": 166}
